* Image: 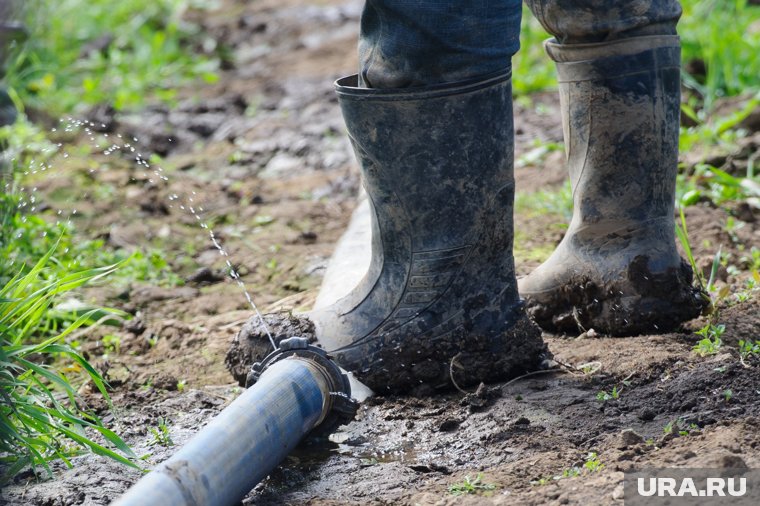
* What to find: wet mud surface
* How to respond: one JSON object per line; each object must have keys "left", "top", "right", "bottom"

{"left": 3, "top": 0, "right": 760, "bottom": 504}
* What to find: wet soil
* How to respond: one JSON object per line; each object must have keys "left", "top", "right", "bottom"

{"left": 2, "top": 0, "right": 760, "bottom": 504}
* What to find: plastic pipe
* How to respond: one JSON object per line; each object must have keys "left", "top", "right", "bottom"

{"left": 114, "top": 338, "right": 355, "bottom": 506}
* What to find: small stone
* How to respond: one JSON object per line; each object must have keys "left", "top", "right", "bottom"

{"left": 638, "top": 408, "right": 656, "bottom": 421}
{"left": 186, "top": 267, "right": 224, "bottom": 285}
{"left": 720, "top": 455, "right": 748, "bottom": 469}
{"left": 612, "top": 484, "right": 624, "bottom": 500}
{"left": 123, "top": 317, "right": 146, "bottom": 336}
{"left": 514, "top": 417, "right": 530, "bottom": 426}
{"left": 260, "top": 153, "right": 301, "bottom": 179}
{"left": 618, "top": 429, "right": 645, "bottom": 449}
{"left": 438, "top": 419, "right": 461, "bottom": 432}
{"left": 617, "top": 451, "right": 635, "bottom": 461}
{"left": 152, "top": 374, "right": 178, "bottom": 391}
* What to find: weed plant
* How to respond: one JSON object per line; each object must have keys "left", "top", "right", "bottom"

{"left": 449, "top": 473, "right": 497, "bottom": 496}
{"left": 739, "top": 339, "right": 760, "bottom": 360}
{"left": 0, "top": 247, "right": 136, "bottom": 484}
{"left": 678, "top": 163, "right": 760, "bottom": 210}
{"left": 147, "top": 417, "right": 174, "bottom": 448}
{"left": 692, "top": 323, "right": 725, "bottom": 356}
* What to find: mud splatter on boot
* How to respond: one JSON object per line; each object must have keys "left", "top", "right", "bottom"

{"left": 519, "top": 36, "right": 707, "bottom": 335}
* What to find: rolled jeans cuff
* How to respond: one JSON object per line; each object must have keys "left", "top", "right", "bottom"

{"left": 358, "top": 0, "right": 522, "bottom": 89}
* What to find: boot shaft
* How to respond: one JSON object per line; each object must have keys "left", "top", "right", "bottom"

{"left": 547, "top": 36, "right": 681, "bottom": 229}
{"left": 335, "top": 71, "right": 517, "bottom": 277}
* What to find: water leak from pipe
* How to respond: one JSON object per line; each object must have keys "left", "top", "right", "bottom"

{"left": 7, "top": 117, "right": 278, "bottom": 350}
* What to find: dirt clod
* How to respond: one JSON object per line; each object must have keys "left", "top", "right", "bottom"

{"left": 618, "top": 429, "right": 645, "bottom": 449}
{"left": 225, "top": 313, "right": 316, "bottom": 386}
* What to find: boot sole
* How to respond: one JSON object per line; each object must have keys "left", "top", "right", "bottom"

{"left": 524, "top": 261, "right": 707, "bottom": 336}
{"left": 335, "top": 310, "right": 548, "bottom": 395}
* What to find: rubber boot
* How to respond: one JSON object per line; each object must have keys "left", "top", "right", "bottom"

{"left": 518, "top": 35, "right": 706, "bottom": 335}
{"left": 308, "top": 70, "right": 546, "bottom": 394}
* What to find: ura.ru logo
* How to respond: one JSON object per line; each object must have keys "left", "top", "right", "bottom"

{"left": 637, "top": 477, "right": 746, "bottom": 497}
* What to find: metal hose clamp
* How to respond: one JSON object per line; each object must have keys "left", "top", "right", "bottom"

{"left": 246, "top": 337, "right": 358, "bottom": 437}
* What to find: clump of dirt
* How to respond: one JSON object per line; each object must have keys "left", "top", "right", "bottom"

{"left": 225, "top": 312, "right": 316, "bottom": 386}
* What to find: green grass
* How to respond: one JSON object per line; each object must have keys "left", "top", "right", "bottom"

{"left": 680, "top": 0, "right": 760, "bottom": 108}
{"left": 1, "top": 246, "right": 137, "bottom": 483}
{"left": 6, "top": 0, "right": 220, "bottom": 115}
{"left": 513, "top": 6, "right": 554, "bottom": 96}
{"left": 0, "top": 101, "right": 177, "bottom": 484}
{"left": 678, "top": 163, "right": 760, "bottom": 210}
{"left": 1, "top": 119, "right": 183, "bottom": 289}
{"left": 1, "top": 186, "right": 182, "bottom": 290}
{"left": 448, "top": 473, "right": 497, "bottom": 496}
{"left": 515, "top": 180, "right": 573, "bottom": 221}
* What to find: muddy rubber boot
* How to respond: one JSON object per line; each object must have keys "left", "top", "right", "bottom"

{"left": 518, "top": 35, "right": 706, "bottom": 336}
{"left": 308, "top": 70, "right": 546, "bottom": 394}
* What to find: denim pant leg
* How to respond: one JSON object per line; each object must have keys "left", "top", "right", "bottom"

{"left": 359, "top": 0, "right": 522, "bottom": 88}
{"left": 524, "top": 0, "right": 682, "bottom": 43}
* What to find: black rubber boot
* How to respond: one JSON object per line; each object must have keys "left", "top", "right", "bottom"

{"left": 308, "top": 71, "right": 546, "bottom": 394}
{"left": 518, "top": 36, "right": 706, "bottom": 336}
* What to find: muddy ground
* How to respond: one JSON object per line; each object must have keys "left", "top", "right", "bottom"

{"left": 2, "top": 0, "right": 760, "bottom": 504}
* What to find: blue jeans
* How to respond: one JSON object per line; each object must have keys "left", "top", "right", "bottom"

{"left": 359, "top": 0, "right": 682, "bottom": 88}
